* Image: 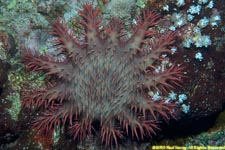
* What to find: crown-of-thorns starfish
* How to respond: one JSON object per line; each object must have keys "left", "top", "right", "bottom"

{"left": 21, "top": 3, "right": 185, "bottom": 147}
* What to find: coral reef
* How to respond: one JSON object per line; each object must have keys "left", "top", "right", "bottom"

{"left": 0, "top": 0, "right": 224, "bottom": 149}
{"left": 21, "top": 3, "right": 185, "bottom": 148}
{"left": 104, "top": 0, "right": 136, "bottom": 22}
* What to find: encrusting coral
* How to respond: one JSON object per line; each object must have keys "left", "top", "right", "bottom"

{"left": 21, "top": 3, "right": 185, "bottom": 147}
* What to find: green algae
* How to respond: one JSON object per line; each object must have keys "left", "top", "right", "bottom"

{"left": 6, "top": 92, "right": 21, "bottom": 121}
{"left": 0, "top": 41, "right": 7, "bottom": 61}
{"left": 5, "top": 54, "right": 46, "bottom": 121}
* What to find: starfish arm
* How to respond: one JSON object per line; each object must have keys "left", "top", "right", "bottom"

{"left": 51, "top": 18, "right": 88, "bottom": 65}
{"left": 22, "top": 82, "right": 71, "bottom": 109}
{"left": 21, "top": 50, "right": 74, "bottom": 81}
{"left": 138, "top": 32, "right": 177, "bottom": 71}
{"left": 101, "top": 122, "right": 124, "bottom": 147}
{"left": 103, "top": 18, "right": 127, "bottom": 53}
{"left": 32, "top": 106, "right": 74, "bottom": 134}
{"left": 68, "top": 118, "right": 93, "bottom": 141}
{"left": 123, "top": 9, "right": 160, "bottom": 58}
{"left": 78, "top": 4, "right": 103, "bottom": 52}
{"left": 143, "top": 64, "right": 185, "bottom": 93}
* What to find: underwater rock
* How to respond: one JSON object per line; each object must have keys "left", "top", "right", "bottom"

{"left": 0, "top": 31, "right": 16, "bottom": 55}
{"left": 0, "top": 60, "right": 10, "bottom": 92}
{"left": 0, "top": 31, "right": 16, "bottom": 60}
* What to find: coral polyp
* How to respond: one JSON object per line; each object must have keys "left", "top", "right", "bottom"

{"left": 21, "top": 3, "right": 184, "bottom": 147}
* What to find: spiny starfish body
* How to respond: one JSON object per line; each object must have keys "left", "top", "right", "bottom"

{"left": 21, "top": 4, "right": 184, "bottom": 147}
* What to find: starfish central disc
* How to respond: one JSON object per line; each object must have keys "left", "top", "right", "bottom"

{"left": 73, "top": 53, "right": 135, "bottom": 118}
